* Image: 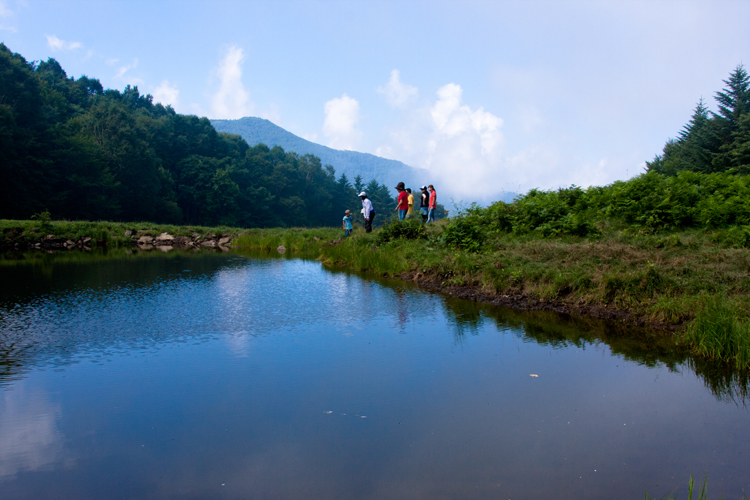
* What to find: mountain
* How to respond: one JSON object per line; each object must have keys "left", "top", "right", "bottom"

{"left": 211, "top": 117, "right": 427, "bottom": 191}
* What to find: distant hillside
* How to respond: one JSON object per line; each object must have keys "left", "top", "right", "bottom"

{"left": 211, "top": 117, "right": 426, "bottom": 190}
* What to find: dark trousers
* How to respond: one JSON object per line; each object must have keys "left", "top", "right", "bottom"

{"left": 365, "top": 214, "right": 375, "bottom": 233}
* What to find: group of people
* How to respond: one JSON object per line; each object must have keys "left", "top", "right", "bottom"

{"left": 342, "top": 182, "right": 437, "bottom": 238}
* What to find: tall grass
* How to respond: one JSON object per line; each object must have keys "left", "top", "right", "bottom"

{"left": 684, "top": 296, "right": 750, "bottom": 370}
{"left": 232, "top": 227, "right": 339, "bottom": 254}
{"left": 645, "top": 475, "right": 713, "bottom": 500}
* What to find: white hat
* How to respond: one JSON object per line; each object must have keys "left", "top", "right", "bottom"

{"left": 358, "top": 191, "right": 367, "bottom": 197}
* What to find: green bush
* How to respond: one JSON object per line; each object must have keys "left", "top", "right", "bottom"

{"left": 442, "top": 216, "right": 485, "bottom": 252}
{"left": 376, "top": 219, "right": 427, "bottom": 245}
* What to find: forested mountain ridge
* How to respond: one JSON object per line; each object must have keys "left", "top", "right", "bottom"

{"left": 0, "top": 44, "right": 396, "bottom": 227}
{"left": 211, "top": 117, "right": 427, "bottom": 191}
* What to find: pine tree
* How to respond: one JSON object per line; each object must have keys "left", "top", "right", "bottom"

{"left": 712, "top": 64, "right": 750, "bottom": 171}
{"left": 353, "top": 175, "right": 364, "bottom": 194}
{"left": 714, "top": 64, "right": 750, "bottom": 125}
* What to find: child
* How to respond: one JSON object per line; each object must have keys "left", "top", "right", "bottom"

{"left": 342, "top": 209, "right": 353, "bottom": 237}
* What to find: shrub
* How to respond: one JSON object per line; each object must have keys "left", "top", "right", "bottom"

{"left": 442, "top": 216, "right": 485, "bottom": 252}
{"left": 376, "top": 219, "right": 427, "bottom": 245}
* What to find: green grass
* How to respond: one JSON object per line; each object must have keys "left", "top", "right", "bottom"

{"left": 232, "top": 227, "right": 340, "bottom": 254}
{"left": 644, "top": 474, "right": 750, "bottom": 500}
{"left": 684, "top": 296, "right": 750, "bottom": 370}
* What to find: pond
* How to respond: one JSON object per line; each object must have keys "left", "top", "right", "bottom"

{"left": 0, "top": 249, "right": 748, "bottom": 499}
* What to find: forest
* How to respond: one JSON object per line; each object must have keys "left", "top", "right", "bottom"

{"left": 0, "top": 43, "right": 398, "bottom": 228}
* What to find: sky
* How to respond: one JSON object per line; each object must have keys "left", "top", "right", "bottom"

{"left": 1, "top": 0, "right": 749, "bottom": 203}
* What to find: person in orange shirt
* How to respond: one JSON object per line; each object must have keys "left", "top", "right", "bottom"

{"left": 406, "top": 188, "right": 414, "bottom": 218}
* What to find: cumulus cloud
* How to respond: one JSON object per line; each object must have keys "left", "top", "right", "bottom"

{"left": 46, "top": 34, "right": 82, "bottom": 51}
{"left": 152, "top": 80, "right": 180, "bottom": 107}
{"left": 377, "top": 69, "right": 418, "bottom": 108}
{"left": 210, "top": 45, "right": 253, "bottom": 119}
{"left": 379, "top": 81, "right": 505, "bottom": 201}
{"left": 323, "top": 94, "right": 362, "bottom": 150}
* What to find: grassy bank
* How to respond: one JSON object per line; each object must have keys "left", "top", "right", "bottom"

{"left": 0, "top": 219, "right": 340, "bottom": 252}
{"left": 3, "top": 216, "right": 750, "bottom": 369}
{"left": 315, "top": 219, "right": 750, "bottom": 370}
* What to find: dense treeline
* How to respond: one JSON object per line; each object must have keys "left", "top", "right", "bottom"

{"left": 0, "top": 44, "right": 396, "bottom": 227}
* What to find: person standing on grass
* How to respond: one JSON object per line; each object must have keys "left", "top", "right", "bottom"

{"left": 394, "top": 182, "right": 409, "bottom": 221}
{"left": 342, "top": 209, "right": 353, "bottom": 238}
{"left": 419, "top": 186, "right": 429, "bottom": 223}
{"left": 359, "top": 191, "right": 375, "bottom": 233}
{"left": 428, "top": 184, "right": 437, "bottom": 222}
{"left": 406, "top": 188, "right": 414, "bottom": 219}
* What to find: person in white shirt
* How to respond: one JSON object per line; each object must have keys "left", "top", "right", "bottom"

{"left": 359, "top": 191, "right": 375, "bottom": 233}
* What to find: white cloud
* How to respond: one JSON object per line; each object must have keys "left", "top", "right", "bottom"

{"left": 46, "top": 34, "right": 83, "bottom": 51}
{"left": 323, "top": 93, "right": 362, "bottom": 150}
{"left": 114, "top": 58, "right": 142, "bottom": 85}
{"left": 152, "top": 80, "right": 180, "bottom": 107}
{"left": 378, "top": 82, "right": 504, "bottom": 201}
{"left": 210, "top": 45, "right": 253, "bottom": 119}
{"left": 377, "top": 69, "right": 418, "bottom": 108}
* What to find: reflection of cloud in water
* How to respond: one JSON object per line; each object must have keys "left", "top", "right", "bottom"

{"left": 0, "top": 383, "right": 64, "bottom": 480}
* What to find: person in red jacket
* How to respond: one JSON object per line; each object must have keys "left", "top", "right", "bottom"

{"left": 394, "top": 182, "right": 409, "bottom": 220}
{"left": 427, "top": 184, "right": 437, "bottom": 222}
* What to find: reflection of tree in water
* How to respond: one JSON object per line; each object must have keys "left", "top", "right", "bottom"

{"left": 442, "top": 298, "right": 484, "bottom": 344}
{"left": 688, "top": 358, "right": 749, "bottom": 406}
{"left": 0, "top": 250, "right": 249, "bottom": 387}
{"left": 445, "top": 297, "right": 750, "bottom": 405}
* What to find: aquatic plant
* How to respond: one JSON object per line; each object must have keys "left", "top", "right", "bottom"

{"left": 684, "top": 295, "right": 750, "bottom": 370}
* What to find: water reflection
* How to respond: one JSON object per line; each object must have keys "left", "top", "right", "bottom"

{"left": 0, "top": 249, "right": 749, "bottom": 498}
{"left": 0, "top": 382, "right": 64, "bottom": 479}
{"left": 0, "top": 248, "right": 748, "bottom": 404}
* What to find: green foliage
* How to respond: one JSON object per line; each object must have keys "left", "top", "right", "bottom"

{"left": 648, "top": 64, "right": 750, "bottom": 176}
{"left": 30, "top": 210, "right": 52, "bottom": 228}
{"left": 684, "top": 295, "right": 750, "bottom": 370}
{"left": 376, "top": 218, "right": 426, "bottom": 245}
{"left": 0, "top": 43, "right": 396, "bottom": 229}
{"left": 442, "top": 212, "right": 485, "bottom": 252}
{"left": 461, "top": 170, "right": 750, "bottom": 238}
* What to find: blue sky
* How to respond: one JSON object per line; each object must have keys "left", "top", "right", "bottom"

{"left": 2, "top": 0, "right": 749, "bottom": 202}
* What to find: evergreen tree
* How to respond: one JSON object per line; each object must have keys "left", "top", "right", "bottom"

{"left": 649, "top": 65, "right": 750, "bottom": 176}
{"left": 714, "top": 64, "right": 750, "bottom": 125}
{"left": 353, "top": 175, "right": 364, "bottom": 194}
{"left": 712, "top": 65, "right": 750, "bottom": 172}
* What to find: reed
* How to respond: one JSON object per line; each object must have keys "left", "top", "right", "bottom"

{"left": 684, "top": 296, "right": 750, "bottom": 370}
{"left": 645, "top": 475, "right": 715, "bottom": 500}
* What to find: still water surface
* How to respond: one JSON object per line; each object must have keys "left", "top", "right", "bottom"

{"left": 0, "top": 250, "right": 748, "bottom": 499}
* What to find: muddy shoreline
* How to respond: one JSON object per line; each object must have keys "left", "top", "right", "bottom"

{"left": 392, "top": 269, "right": 682, "bottom": 336}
